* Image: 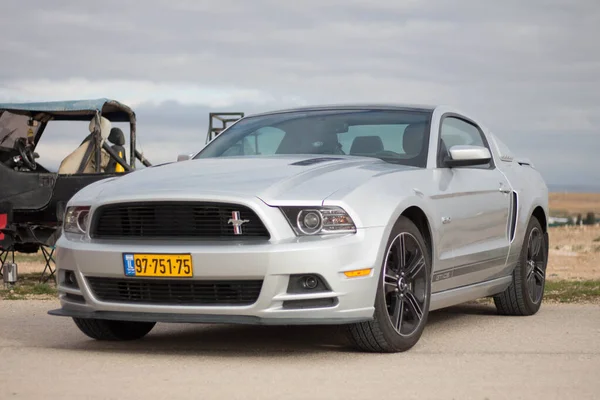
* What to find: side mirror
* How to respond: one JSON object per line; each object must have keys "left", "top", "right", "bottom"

{"left": 177, "top": 154, "right": 191, "bottom": 162}
{"left": 444, "top": 145, "right": 491, "bottom": 167}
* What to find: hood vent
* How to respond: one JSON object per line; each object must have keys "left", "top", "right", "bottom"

{"left": 291, "top": 157, "right": 343, "bottom": 166}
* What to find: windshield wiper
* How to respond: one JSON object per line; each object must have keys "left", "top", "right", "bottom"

{"left": 0, "top": 128, "right": 18, "bottom": 146}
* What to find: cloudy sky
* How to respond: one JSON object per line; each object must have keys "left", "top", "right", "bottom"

{"left": 1, "top": 0, "right": 598, "bottom": 189}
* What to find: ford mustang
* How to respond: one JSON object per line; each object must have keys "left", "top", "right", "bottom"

{"left": 48, "top": 104, "right": 549, "bottom": 353}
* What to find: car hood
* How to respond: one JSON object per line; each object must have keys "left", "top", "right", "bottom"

{"left": 90, "top": 155, "right": 415, "bottom": 205}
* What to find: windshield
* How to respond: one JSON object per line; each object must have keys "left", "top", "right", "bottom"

{"left": 194, "top": 109, "right": 432, "bottom": 167}
{"left": 0, "top": 112, "right": 42, "bottom": 150}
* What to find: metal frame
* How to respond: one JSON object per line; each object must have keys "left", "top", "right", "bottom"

{"left": 0, "top": 99, "right": 153, "bottom": 286}
{"left": 0, "top": 249, "right": 9, "bottom": 277}
{"left": 206, "top": 112, "right": 244, "bottom": 143}
{"left": 39, "top": 245, "right": 56, "bottom": 283}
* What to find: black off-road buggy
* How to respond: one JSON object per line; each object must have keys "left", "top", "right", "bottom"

{"left": 0, "top": 99, "right": 152, "bottom": 282}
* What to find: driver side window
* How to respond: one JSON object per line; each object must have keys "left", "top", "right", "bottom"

{"left": 438, "top": 116, "right": 491, "bottom": 168}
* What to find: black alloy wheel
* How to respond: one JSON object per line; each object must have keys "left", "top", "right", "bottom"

{"left": 382, "top": 232, "right": 428, "bottom": 337}
{"left": 525, "top": 227, "right": 546, "bottom": 305}
{"left": 348, "top": 216, "right": 431, "bottom": 353}
{"left": 494, "top": 216, "right": 548, "bottom": 316}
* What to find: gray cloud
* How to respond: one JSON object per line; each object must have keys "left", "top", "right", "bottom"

{"left": 1, "top": 0, "right": 598, "bottom": 187}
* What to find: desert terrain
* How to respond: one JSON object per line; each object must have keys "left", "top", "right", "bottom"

{"left": 549, "top": 192, "right": 600, "bottom": 216}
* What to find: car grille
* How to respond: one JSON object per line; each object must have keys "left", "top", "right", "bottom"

{"left": 86, "top": 277, "right": 263, "bottom": 306}
{"left": 90, "top": 201, "right": 270, "bottom": 239}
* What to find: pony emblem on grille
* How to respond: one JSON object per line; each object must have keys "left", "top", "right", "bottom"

{"left": 228, "top": 211, "right": 250, "bottom": 235}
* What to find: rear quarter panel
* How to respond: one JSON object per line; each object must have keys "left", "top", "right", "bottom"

{"left": 490, "top": 134, "right": 549, "bottom": 270}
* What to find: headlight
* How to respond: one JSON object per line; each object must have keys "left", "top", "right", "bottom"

{"left": 64, "top": 206, "right": 91, "bottom": 235}
{"left": 281, "top": 206, "right": 356, "bottom": 236}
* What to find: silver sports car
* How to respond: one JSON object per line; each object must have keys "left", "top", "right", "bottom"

{"left": 49, "top": 104, "right": 549, "bottom": 353}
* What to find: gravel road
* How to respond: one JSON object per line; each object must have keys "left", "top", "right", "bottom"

{"left": 0, "top": 300, "right": 599, "bottom": 399}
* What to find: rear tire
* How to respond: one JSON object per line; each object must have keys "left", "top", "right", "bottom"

{"left": 73, "top": 318, "right": 156, "bottom": 341}
{"left": 347, "top": 216, "right": 431, "bottom": 353}
{"left": 493, "top": 216, "right": 548, "bottom": 316}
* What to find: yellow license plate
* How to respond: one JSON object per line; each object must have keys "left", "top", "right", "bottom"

{"left": 123, "top": 253, "right": 193, "bottom": 277}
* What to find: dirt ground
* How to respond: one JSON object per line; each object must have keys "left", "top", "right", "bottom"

{"left": 547, "top": 224, "right": 600, "bottom": 280}
{"left": 9, "top": 225, "right": 600, "bottom": 281}
{"left": 2, "top": 301, "right": 599, "bottom": 399}
{"left": 549, "top": 192, "right": 600, "bottom": 216}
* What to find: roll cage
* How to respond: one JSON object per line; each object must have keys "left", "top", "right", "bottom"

{"left": 0, "top": 99, "right": 152, "bottom": 281}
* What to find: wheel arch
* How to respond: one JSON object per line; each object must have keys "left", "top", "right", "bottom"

{"left": 401, "top": 206, "right": 433, "bottom": 265}
{"left": 369, "top": 198, "right": 436, "bottom": 285}
{"left": 531, "top": 205, "right": 547, "bottom": 233}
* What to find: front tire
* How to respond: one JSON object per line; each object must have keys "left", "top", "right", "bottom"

{"left": 493, "top": 216, "right": 548, "bottom": 316}
{"left": 73, "top": 318, "right": 156, "bottom": 341}
{"left": 348, "top": 217, "right": 431, "bottom": 353}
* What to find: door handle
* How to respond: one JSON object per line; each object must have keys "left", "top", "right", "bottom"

{"left": 499, "top": 182, "right": 511, "bottom": 193}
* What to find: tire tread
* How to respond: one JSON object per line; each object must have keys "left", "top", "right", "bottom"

{"left": 347, "top": 317, "right": 389, "bottom": 353}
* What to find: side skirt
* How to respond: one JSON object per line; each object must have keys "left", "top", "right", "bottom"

{"left": 429, "top": 275, "right": 512, "bottom": 311}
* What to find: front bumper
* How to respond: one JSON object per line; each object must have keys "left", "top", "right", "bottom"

{"left": 49, "top": 227, "right": 385, "bottom": 325}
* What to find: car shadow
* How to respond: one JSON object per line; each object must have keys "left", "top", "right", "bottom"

{"left": 49, "top": 301, "right": 500, "bottom": 357}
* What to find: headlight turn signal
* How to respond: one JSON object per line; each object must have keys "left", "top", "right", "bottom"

{"left": 280, "top": 206, "right": 357, "bottom": 236}
{"left": 64, "top": 206, "right": 91, "bottom": 235}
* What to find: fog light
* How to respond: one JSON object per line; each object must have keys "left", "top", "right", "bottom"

{"left": 287, "top": 274, "right": 330, "bottom": 294}
{"left": 302, "top": 275, "right": 318, "bottom": 289}
{"left": 64, "top": 270, "right": 79, "bottom": 288}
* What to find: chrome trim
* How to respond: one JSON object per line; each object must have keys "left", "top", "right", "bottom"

{"left": 227, "top": 211, "right": 250, "bottom": 235}
{"left": 430, "top": 189, "right": 499, "bottom": 200}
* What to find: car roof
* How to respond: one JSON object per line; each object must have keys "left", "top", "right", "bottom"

{"left": 0, "top": 98, "right": 135, "bottom": 122}
{"left": 247, "top": 103, "right": 437, "bottom": 118}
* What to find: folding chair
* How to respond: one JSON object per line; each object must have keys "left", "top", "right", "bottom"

{"left": 0, "top": 249, "right": 8, "bottom": 277}
{"left": 39, "top": 245, "right": 56, "bottom": 284}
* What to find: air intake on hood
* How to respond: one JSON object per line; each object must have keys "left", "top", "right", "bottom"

{"left": 290, "top": 157, "right": 343, "bottom": 166}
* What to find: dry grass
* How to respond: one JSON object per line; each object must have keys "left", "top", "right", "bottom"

{"left": 549, "top": 192, "right": 600, "bottom": 216}
{"left": 0, "top": 273, "right": 56, "bottom": 300}
{"left": 544, "top": 280, "right": 600, "bottom": 303}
